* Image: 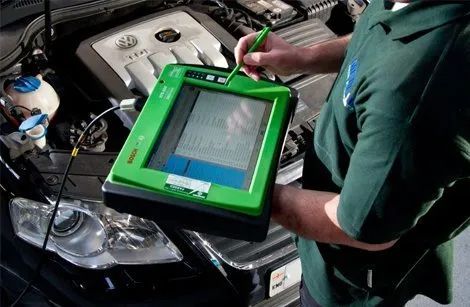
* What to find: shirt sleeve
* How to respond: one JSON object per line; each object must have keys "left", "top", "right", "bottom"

{"left": 336, "top": 99, "right": 413, "bottom": 244}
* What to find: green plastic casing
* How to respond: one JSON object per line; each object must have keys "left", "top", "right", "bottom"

{"left": 104, "top": 64, "right": 293, "bottom": 218}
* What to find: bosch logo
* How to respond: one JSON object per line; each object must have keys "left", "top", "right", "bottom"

{"left": 115, "top": 35, "right": 138, "bottom": 49}
{"left": 127, "top": 148, "right": 138, "bottom": 164}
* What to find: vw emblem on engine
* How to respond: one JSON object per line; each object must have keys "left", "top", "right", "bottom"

{"left": 115, "top": 35, "right": 138, "bottom": 49}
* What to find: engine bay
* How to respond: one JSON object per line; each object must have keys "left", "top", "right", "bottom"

{"left": 0, "top": 0, "right": 358, "bottom": 212}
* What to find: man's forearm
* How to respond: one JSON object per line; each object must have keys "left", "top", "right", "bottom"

{"left": 272, "top": 184, "right": 396, "bottom": 251}
{"left": 299, "top": 35, "right": 351, "bottom": 75}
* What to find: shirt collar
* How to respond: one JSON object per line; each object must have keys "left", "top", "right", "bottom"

{"left": 368, "top": 1, "right": 470, "bottom": 40}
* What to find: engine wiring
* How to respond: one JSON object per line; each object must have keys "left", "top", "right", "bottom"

{"left": 9, "top": 105, "right": 120, "bottom": 307}
{"left": 9, "top": 104, "right": 32, "bottom": 114}
{"left": 0, "top": 79, "right": 26, "bottom": 123}
{"left": 162, "top": 0, "right": 193, "bottom": 8}
{"left": 205, "top": 0, "right": 264, "bottom": 34}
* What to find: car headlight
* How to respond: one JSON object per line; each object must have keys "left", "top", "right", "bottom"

{"left": 9, "top": 197, "right": 183, "bottom": 269}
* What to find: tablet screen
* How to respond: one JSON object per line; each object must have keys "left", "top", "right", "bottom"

{"left": 147, "top": 85, "right": 272, "bottom": 189}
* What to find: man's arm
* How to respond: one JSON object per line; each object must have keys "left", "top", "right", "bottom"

{"left": 234, "top": 33, "right": 351, "bottom": 80}
{"left": 272, "top": 184, "right": 397, "bottom": 252}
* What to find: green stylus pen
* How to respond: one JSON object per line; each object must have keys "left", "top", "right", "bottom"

{"left": 225, "top": 26, "right": 271, "bottom": 86}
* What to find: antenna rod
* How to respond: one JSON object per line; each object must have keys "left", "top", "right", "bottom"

{"left": 44, "top": 0, "right": 52, "bottom": 56}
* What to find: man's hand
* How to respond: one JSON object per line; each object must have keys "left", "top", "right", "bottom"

{"left": 272, "top": 184, "right": 397, "bottom": 252}
{"left": 234, "top": 32, "right": 352, "bottom": 81}
{"left": 234, "top": 32, "right": 307, "bottom": 80}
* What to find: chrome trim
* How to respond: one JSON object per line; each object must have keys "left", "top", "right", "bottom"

{"left": 276, "top": 159, "right": 304, "bottom": 185}
{"left": 184, "top": 231, "right": 228, "bottom": 277}
{"left": 191, "top": 224, "right": 298, "bottom": 271}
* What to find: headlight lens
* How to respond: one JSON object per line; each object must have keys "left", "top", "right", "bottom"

{"left": 9, "top": 197, "right": 183, "bottom": 269}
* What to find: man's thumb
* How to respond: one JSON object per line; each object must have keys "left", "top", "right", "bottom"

{"left": 243, "top": 52, "right": 271, "bottom": 66}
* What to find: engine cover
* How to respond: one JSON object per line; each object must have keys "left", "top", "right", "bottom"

{"left": 93, "top": 11, "right": 227, "bottom": 96}
{"left": 77, "top": 7, "right": 237, "bottom": 100}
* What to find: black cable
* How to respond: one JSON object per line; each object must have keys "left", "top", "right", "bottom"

{"left": 11, "top": 105, "right": 32, "bottom": 113}
{"left": 1, "top": 79, "right": 26, "bottom": 122}
{"left": 10, "top": 105, "right": 119, "bottom": 307}
{"left": 1, "top": 78, "right": 11, "bottom": 98}
{"left": 208, "top": 0, "right": 259, "bottom": 32}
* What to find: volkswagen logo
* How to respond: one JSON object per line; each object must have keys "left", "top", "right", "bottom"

{"left": 115, "top": 35, "right": 138, "bottom": 49}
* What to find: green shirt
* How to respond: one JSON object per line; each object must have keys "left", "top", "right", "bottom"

{"left": 298, "top": 1, "right": 470, "bottom": 306}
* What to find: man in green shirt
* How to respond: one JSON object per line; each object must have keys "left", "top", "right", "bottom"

{"left": 235, "top": 1, "right": 469, "bottom": 306}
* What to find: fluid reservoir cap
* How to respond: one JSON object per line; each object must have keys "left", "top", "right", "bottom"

{"left": 13, "top": 76, "right": 41, "bottom": 93}
{"left": 155, "top": 28, "right": 181, "bottom": 43}
{"left": 19, "top": 114, "right": 48, "bottom": 132}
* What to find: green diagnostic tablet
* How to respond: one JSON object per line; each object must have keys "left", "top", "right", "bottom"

{"left": 103, "top": 64, "right": 297, "bottom": 241}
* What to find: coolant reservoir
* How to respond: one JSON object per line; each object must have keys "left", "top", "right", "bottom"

{"left": 6, "top": 75, "right": 60, "bottom": 120}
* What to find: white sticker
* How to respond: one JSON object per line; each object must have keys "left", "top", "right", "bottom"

{"left": 165, "top": 174, "right": 211, "bottom": 199}
{"left": 269, "top": 258, "right": 302, "bottom": 297}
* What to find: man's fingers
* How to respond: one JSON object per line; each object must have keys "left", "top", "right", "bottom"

{"left": 248, "top": 71, "right": 261, "bottom": 81}
{"left": 241, "top": 65, "right": 253, "bottom": 75}
{"left": 235, "top": 31, "right": 271, "bottom": 82}
{"left": 242, "top": 65, "right": 256, "bottom": 76}
{"left": 243, "top": 52, "right": 274, "bottom": 66}
{"left": 234, "top": 32, "right": 259, "bottom": 65}
{"left": 241, "top": 65, "right": 260, "bottom": 81}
